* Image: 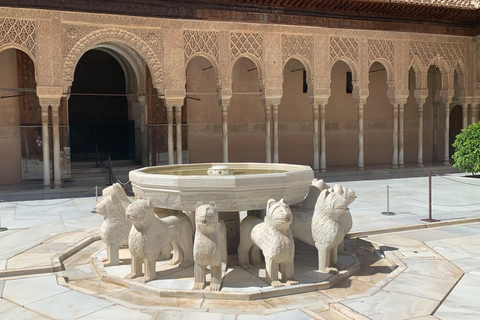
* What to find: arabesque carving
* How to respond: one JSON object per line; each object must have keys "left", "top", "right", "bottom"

{"left": 330, "top": 36, "right": 358, "bottom": 67}
{"left": 63, "top": 27, "right": 163, "bottom": 90}
{"left": 409, "top": 41, "right": 466, "bottom": 70}
{"left": 368, "top": 39, "right": 394, "bottom": 66}
{"left": 184, "top": 30, "right": 219, "bottom": 63}
{"left": 231, "top": 32, "right": 264, "bottom": 61}
{"left": 0, "top": 18, "right": 36, "bottom": 58}
{"left": 282, "top": 34, "right": 313, "bottom": 64}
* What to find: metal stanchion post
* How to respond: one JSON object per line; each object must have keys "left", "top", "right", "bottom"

{"left": 95, "top": 186, "right": 98, "bottom": 202}
{"left": 0, "top": 201, "right": 8, "bottom": 231}
{"left": 422, "top": 170, "right": 439, "bottom": 222}
{"left": 382, "top": 185, "right": 395, "bottom": 215}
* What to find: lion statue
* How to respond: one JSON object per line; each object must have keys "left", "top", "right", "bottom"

{"left": 125, "top": 198, "right": 193, "bottom": 283}
{"left": 193, "top": 202, "right": 227, "bottom": 291}
{"left": 329, "top": 184, "right": 356, "bottom": 254}
{"left": 95, "top": 183, "right": 132, "bottom": 266}
{"left": 238, "top": 199, "right": 298, "bottom": 287}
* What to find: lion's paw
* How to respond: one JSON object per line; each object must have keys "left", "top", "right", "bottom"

{"left": 286, "top": 280, "right": 299, "bottom": 286}
{"left": 125, "top": 272, "right": 141, "bottom": 279}
{"left": 271, "top": 280, "right": 284, "bottom": 288}
{"left": 193, "top": 282, "right": 206, "bottom": 290}
{"left": 209, "top": 283, "right": 221, "bottom": 291}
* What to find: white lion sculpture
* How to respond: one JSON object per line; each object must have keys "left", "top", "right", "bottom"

{"left": 193, "top": 202, "right": 227, "bottom": 291}
{"left": 291, "top": 189, "right": 349, "bottom": 273}
{"left": 126, "top": 199, "right": 193, "bottom": 283}
{"left": 95, "top": 183, "right": 132, "bottom": 266}
{"left": 329, "top": 184, "right": 356, "bottom": 254}
{"left": 238, "top": 199, "right": 298, "bottom": 287}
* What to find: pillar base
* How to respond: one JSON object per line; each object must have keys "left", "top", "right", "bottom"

{"left": 399, "top": 164, "right": 404, "bottom": 169}
{"left": 357, "top": 167, "right": 365, "bottom": 171}
{"left": 320, "top": 169, "right": 327, "bottom": 173}
{"left": 443, "top": 161, "right": 450, "bottom": 166}
{"left": 417, "top": 163, "right": 424, "bottom": 168}
{"left": 392, "top": 165, "right": 399, "bottom": 169}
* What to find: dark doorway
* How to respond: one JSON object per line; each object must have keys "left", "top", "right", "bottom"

{"left": 69, "top": 49, "right": 134, "bottom": 162}
{"left": 449, "top": 105, "right": 463, "bottom": 160}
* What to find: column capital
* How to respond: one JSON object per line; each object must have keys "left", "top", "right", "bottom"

{"left": 36, "top": 85, "right": 63, "bottom": 100}
{"left": 164, "top": 98, "right": 184, "bottom": 109}
{"left": 388, "top": 97, "right": 408, "bottom": 106}
{"left": 38, "top": 98, "right": 61, "bottom": 109}
{"left": 309, "top": 97, "right": 329, "bottom": 107}
{"left": 262, "top": 97, "right": 281, "bottom": 107}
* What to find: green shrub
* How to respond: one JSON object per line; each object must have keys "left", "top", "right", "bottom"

{"left": 452, "top": 122, "right": 480, "bottom": 175}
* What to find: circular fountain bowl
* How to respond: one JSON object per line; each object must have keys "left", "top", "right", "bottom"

{"left": 129, "top": 163, "right": 314, "bottom": 212}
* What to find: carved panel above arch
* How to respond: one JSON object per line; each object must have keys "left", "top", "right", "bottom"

{"left": 282, "top": 34, "right": 313, "bottom": 65}
{"left": 0, "top": 18, "right": 36, "bottom": 58}
{"left": 409, "top": 41, "right": 466, "bottom": 71}
{"left": 230, "top": 32, "right": 263, "bottom": 62}
{"left": 183, "top": 30, "right": 219, "bottom": 63}
{"left": 330, "top": 37, "right": 358, "bottom": 67}
{"left": 368, "top": 39, "right": 394, "bottom": 67}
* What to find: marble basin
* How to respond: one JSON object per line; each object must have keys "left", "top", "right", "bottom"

{"left": 129, "top": 163, "right": 314, "bottom": 212}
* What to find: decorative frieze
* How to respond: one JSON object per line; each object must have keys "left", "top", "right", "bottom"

{"left": 409, "top": 41, "right": 466, "bottom": 70}
{"left": 330, "top": 37, "right": 358, "bottom": 67}
{"left": 0, "top": 18, "right": 36, "bottom": 57}
{"left": 282, "top": 34, "right": 313, "bottom": 65}
{"left": 230, "top": 32, "right": 263, "bottom": 62}
{"left": 368, "top": 39, "right": 394, "bottom": 67}
{"left": 183, "top": 30, "right": 219, "bottom": 63}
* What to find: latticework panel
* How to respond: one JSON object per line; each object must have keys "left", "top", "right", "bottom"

{"left": 409, "top": 41, "right": 466, "bottom": 70}
{"left": 368, "top": 39, "right": 394, "bottom": 66}
{"left": 0, "top": 18, "right": 36, "bottom": 57}
{"left": 330, "top": 37, "right": 358, "bottom": 67}
{"left": 230, "top": 32, "right": 263, "bottom": 61}
{"left": 282, "top": 34, "right": 313, "bottom": 64}
{"left": 183, "top": 30, "right": 219, "bottom": 63}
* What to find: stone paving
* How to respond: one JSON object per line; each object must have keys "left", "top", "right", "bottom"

{"left": 0, "top": 171, "right": 479, "bottom": 319}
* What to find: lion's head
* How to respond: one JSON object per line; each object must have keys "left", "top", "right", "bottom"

{"left": 195, "top": 201, "right": 218, "bottom": 232}
{"left": 126, "top": 198, "right": 154, "bottom": 224}
{"left": 95, "top": 192, "right": 123, "bottom": 219}
{"left": 314, "top": 189, "right": 348, "bottom": 220}
{"left": 330, "top": 185, "right": 356, "bottom": 206}
{"left": 266, "top": 199, "right": 293, "bottom": 230}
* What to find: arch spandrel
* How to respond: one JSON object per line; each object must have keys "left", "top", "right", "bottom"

{"left": 63, "top": 28, "right": 163, "bottom": 95}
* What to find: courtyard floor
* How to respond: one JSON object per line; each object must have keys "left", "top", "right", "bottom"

{"left": 0, "top": 165, "right": 479, "bottom": 319}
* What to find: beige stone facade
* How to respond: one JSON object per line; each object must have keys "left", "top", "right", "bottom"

{"left": 0, "top": 6, "right": 479, "bottom": 186}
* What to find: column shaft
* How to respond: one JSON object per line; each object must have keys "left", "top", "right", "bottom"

{"left": 472, "top": 104, "right": 478, "bottom": 123}
{"left": 417, "top": 105, "right": 424, "bottom": 167}
{"left": 166, "top": 106, "right": 174, "bottom": 165}
{"left": 320, "top": 104, "right": 326, "bottom": 173}
{"left": 443, "top": 104, "right": 450, "bottom": 165}
{"left": 265, "top": 105, "right": 272, "bottom": 163}
{"left": 462, "top": 104, "right": 468, "bottom": 129}
{"left": 358, "top": 105, "right": 364, "bottom": 170}
{"left": 399, "top": 104, "right": 404, "bottom": 168}
{"left": 312, "top": 104, "right": 319, "bottom": 172}
{"left": 222, "top": 104, "right": 229, "bottom": 163}
{"left": 52, "top": 104, "right": 61, "bottom": 188}
{"left": 175, "top": 106, "right": 182, "bottom": 164}
{"left": 41, "top": 105, "right": 50, "bottom": 188}
{"left": 392, "top": 104, "right": 399, "bottom": 169}
{"left": 273, "top": 105, "right": 279, "bottom": 163}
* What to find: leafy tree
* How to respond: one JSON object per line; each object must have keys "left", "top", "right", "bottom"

{"left": 452, "top": 122, "right": 480, "bottom": 175}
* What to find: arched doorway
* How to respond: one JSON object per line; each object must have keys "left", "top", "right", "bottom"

{"left": 278, "top": 58, "right": 313, "bottom": 166}
{"left": 69, "top": 49, "right": 133, "bottom": 162}
{"left": 185, "top": 56, "right": 219, "bottom": 163}
{"left": 449, "top": 105, "right": 463, "bottom": 159}
{"left": 326, "top": 60, "right": 358, "bottom": 167}
{"left": 425, "top": 65, "right": 444, "bottom": 164}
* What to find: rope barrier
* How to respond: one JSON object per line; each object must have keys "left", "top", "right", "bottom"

{"left": 116, "top": 179, "right": 131, "bottom": 186}
{"left": 355, "top": 186, "right": 387, "bottom": 196}
{"left": 388, "top": 186, "right": 480, "bottom": 207}
{"left": 434, "top": 174, "right": 480, "bottom": 187}
{"left": 0, "top": 186, "right": 96, "bottom": 207}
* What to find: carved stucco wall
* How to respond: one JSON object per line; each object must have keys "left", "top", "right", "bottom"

{"left": 0, "top": 18, "right": 36, "bottom": 60}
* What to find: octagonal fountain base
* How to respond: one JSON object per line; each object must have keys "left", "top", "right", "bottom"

{"left": 91, "top": 241, "right": 360, "bottom": 301}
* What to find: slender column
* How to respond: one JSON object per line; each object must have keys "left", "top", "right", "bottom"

{"left": 51, "top": 104, "right": 61, "bottom": 188}
{"left": 175, "top": 105, "right": 182, "bottom": 164}
{"left": 320, "top": 104, "right": 326, "bottom": 173}
{"left": 473, "top": 104, "right": 479, "bottom": 123}
{"left": 40, "top": 104, "right": 50, "bottom": 188}
{"left": 462, "top": 104, "right": 468, "bottom": 129}
{"left": 222, "top": 104, "right": 229, "bottom": 162}
{"left": 312, "top": 104, "right": 319, "bottom": 172}
{"left": 265, "top": 105, "right": 272, "bottom": 163}
{"left": 399, "top": 104, "right": 405, "bottom": 169}
{"left": 358, "top": 103, "right": 364, "bottom": 171}
{"left": 444, "top": 103, "right": 450, "bottom": 165}
{"left": 166, "top": 105, "right": 174, "bottom": 165}
{"left": 417, "top": 102, "right": 424, "bottom": 167}
{"left": 392, "top": 103, "right": 399, "bottom": 169}
{"left": 273, "top": 104, "right": 279, "bottom": 163}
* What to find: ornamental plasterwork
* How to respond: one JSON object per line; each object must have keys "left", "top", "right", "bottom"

{"left": 183, "top": 30, "right": 219, "bottom": 63}
{"left": 282, "top": 34, "right": 313, "bottom": 65}
{"left": 62, "top": 26, "right": 163, "bottom": 89}
{"left": 330, "top": 37, "right": 358, "bottom": 68}
{"left": 367, "top": 39, "right": 394, "bottom": 67}
{"left": 0, "top": 18, "right": 36, "bottom": 58}
{"left": 230, "top": 32, "right": 264, "bottom": 62}
{"left": 409, "top": 41, "right": 466, "bottom": 71}
{"left": 377, "top": 0, "right": 479, "bottom": 9}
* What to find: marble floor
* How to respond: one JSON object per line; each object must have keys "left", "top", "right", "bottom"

{"left": 0, "top": 172, "right": 479, "bottom": 319}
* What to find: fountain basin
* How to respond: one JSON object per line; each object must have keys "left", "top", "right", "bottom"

{"left": 129, "top": 163, "right": 314, "bottom": 212}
